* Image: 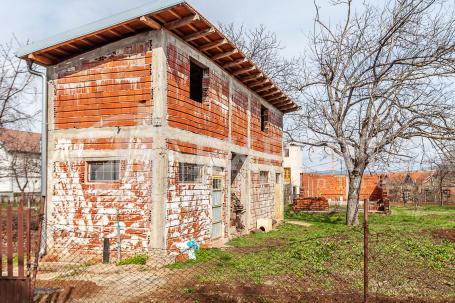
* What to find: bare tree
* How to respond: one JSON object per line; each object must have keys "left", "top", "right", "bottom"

{"left": 0, "top": 130, "right": 41, "bottom": 204}
{"left": 219, "top": 23, "right": 300, "bottom": 96}
{"left": 288, "top": 0, "right": 455, "bottom": 225}
{"left": 0, "top": 39, "right": 36, "bottom": 128}
{"left": 430, "top": 145, "right": 455, "bottom": 205}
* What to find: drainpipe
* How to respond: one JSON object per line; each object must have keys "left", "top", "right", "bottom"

{"left": 26, "top": 60, "right": 47, "bottom": 256}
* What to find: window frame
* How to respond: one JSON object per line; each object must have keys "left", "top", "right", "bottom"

{"left": 178, "top": 162, "right": 204, "bottom": 183}
{"left": 259, "top": 171, "right": 269, "bottom": 184}
{"left": 86, "top": 160, "right": 120, "bottom": 183}
{"left": 189, "top": 58, "right": 207, "bottom": 103}
{"left": 211, "top": 175, "right": 223, "bottom": 239}
{"left": 260, "top": 105, "right": 269, "bottom": 132}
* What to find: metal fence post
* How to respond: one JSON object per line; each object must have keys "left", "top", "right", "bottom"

{"left": 364, "top": 199, "right": 369, "bottom": 303}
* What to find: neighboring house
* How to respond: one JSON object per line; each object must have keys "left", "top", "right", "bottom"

{"left": 0, "top": 128, "right": 41, "bottom": 199}
{"left": 283, "top": 142, "right": 305, "bottom": 198}
{"left": 297, "top": 170, "right": 453, "bottom": 206}
{"left": 18, "top": 0, "right": 298, "bottom": 259}
{"left": 382, "top": 171, "right": 435, "bottom": 204}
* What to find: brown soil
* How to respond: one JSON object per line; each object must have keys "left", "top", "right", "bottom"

{"left": 34, "top": 280, "right": 101, "bottom": 303}
{"left": 432, "top": 228, "right": 455, "bottom": 243}
{"left": 184, "top": 283, "right": 455, "bottom": 303}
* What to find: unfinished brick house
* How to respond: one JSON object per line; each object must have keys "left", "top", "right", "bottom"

{"left": 17, "top": 1, "right": 298, "bottom": 259}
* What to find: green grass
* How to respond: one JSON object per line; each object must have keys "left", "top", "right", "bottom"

{"left": 173, "top": 205, "right": 455, "bottom": 299}
{"left": 116, "top": 254, "right": 148, "bottom": 266}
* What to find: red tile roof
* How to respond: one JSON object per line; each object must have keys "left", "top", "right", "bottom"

{"left": 0, "top": 129, "right": 41, "bottom": 154}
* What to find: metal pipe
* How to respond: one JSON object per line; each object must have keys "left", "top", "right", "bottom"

{"left": 26, "top": 60, "right": 47, "bottom": 256}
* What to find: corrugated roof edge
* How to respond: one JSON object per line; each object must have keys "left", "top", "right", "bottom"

{"left": 16, "top": 0, "right": 184, "bottom": 58}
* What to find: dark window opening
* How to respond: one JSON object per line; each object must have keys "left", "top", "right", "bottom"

{"left": 179, "top": 163, "right": 203, "bottom": 183}
{"left": 190, "top": 60, "right": 205, "bottom": 102}
{"left": 260, "top": 105, "right": 269, "bottom": 132}
{"left": 88, "top": 161, "right": 120, "bottom": 183}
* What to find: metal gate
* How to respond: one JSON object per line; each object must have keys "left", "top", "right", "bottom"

{"left": 0, "top": 203, "right": 33, "bottom": 303}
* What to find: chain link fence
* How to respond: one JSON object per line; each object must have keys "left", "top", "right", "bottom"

{"left": 2, "top": 200, "right": 453, "bottom": 303}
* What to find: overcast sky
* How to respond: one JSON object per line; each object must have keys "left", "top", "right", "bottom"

{"left": 2, "top": 0, "right": 426, "bottom": 172}
{"left": 0, "top": 0, "right": 356, "bottom": 58}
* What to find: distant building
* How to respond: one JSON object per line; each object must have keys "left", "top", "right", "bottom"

{"left": 283, "top": 142, "right": 305, "bottom": 197}
{"left": 0, "top": 128, "right": 41, "bottom": 199}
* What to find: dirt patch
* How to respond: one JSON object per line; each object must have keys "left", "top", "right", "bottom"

{"left": 432, "top": 229, "right": 455, "bottom": 243}
{"left": 185, "top": 283, "right": 455, "bottom": 303}
{"left": 34, "top": 280, "right": 101, "bottom": 302}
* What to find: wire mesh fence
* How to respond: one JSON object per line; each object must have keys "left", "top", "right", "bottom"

{"left": 2, "top": 200, "right": 454, "bottom": 303}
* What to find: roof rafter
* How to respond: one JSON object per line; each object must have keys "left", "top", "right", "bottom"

{"left": 139, "top": 16, "right": 162, "bottom": 30}
{"left": 211, "top": 49, "right": 238, "bottom": 61}
{"left": 200, "top": 39, "right": 228, "bottom": 52}
{"left": 258, "top": 85, "right": 276, "bottom": 93}
{"left": 233, "top": 66, "right": 256, "bottom": 76}
{"left": 240, "top": 73, "right": 263, "bottom": 82}
{"left": 250, "top": 79, "right": 271, "bottom": 89}
{"left": 165, "top": 14, "right": 200, "bottom": 30}
{"left": 223, "top": 58, "right": 248, "bottom": 69}
{"left": 184, "top": 27, "right": 215, "bottom": 42}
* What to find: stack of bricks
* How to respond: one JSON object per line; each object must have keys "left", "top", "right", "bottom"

{"left": 293, "top": 191, "right": 329, "bottom": 212}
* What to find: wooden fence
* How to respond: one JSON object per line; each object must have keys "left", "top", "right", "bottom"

{"left": 0, "top": 203, "right": 33, "bottom": 303}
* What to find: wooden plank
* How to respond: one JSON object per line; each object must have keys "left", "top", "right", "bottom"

{"left": 250, "top": 79, "right": 271, "bottom": 89}
{"left": 200, "top": 39, "right": 228, "bottom": 52}
{"left": 233, "top": 66, "right": 257, "bottom": 76}
{"left": 165, "top": 14, "right": 200, "bottom": 30}
{"left": 223, "top": 58, "right": 247, "bottom": 69}
{"left": 184, "top": 27, "right": 215, "bottom": 42}
{"left": 268, "top": 95, "right": 286, "bottom": 102}
{"left": 27, "top": 53, "right": 54, "bottom": 66}
{"left": 264, "top": 91, "right": 282, "bottom": 98}
{"left": 6, "top": 204, "right": 13, "bottom": 277}
{"left": 211, "top": 49, "right": 238, "bottom": 61}
{"left": 17, "top": 202, "right": 24, "bottom": 278}
{"left": 240, "top": 73, "right": 263, "bottom": 82}
{"left": 139, "top": 16, "right": 161, "bottom": 30}
{"left": 26, "top": 207, "right": 31, "bottom": 277}
{"left": 0, "top": 205, "right": 2, "bottom": 277}
{"left": 258, "top": 85, "right": 276, "bottom": 93}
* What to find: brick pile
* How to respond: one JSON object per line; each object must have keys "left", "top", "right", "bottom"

{"left": 293, "top": 195, "right": 329, "bottom": 212}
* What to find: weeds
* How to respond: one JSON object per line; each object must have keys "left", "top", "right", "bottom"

{"left": 116, "top": 254, "right": 148, "bottom": 266}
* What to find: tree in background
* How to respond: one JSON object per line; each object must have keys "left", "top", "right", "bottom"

{"left": 287, "top": 0, "right": 455, "bottom": 225}
{"left": 219, "top": 23, "right": 301, "bottom": 98}
{"left": 0, "top": 39, "right": 36, "bottom": 129}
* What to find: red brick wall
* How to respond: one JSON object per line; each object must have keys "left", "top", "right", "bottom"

{"left": 50, "top": 158, "right": 153, "bottom": 260}
{"left": 300, "top": 173, "right": 385, "bottom": 202}
{"left": 54, "top": 41, "right": 153, "bottom": 129}
{"left": 54, "top": 137, "right": 153, "bottom": 151}
{"left": 232, "top": 89, "right": 248, "bottom": 147}
{"left": 293, "top": 196, "right": 329, "bottom": 211}
{"left": 166, "top": 162, "right": 212, "bottom": 251}
{"left": 166, "top": 141, "right": 228, "bottom": 250}
{"left": 167, "top": 43, "right": 229, "bottom": 140}
{"left": 250, "top": 96, "right": 283, "bottom": 155}
{"left": 359, "top": 174, "right": 383, "bottom": 201}
{"left": 300, "top": 173, "right": 347, "bottom": 200}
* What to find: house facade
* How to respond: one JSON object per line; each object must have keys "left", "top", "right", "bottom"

{"left": 283, "top": 142, "right": 305, "bottom": 198}
{"left": 0, "top": 129, "right": 41, "bottom": 199}
{"left": 18, "top": 1, "right": 298, "bottom": 259}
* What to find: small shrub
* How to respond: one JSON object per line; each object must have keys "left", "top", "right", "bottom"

{"left": 116, "top": 254, "right": 148, "bottom": 266}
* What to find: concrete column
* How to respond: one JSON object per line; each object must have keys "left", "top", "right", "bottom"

{"left": 149, "top": 30, "right": 169, "bottom": 250}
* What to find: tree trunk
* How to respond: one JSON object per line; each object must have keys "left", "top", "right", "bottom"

{"left": 346, "top": 173, "right": 363, "bottom": 226}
